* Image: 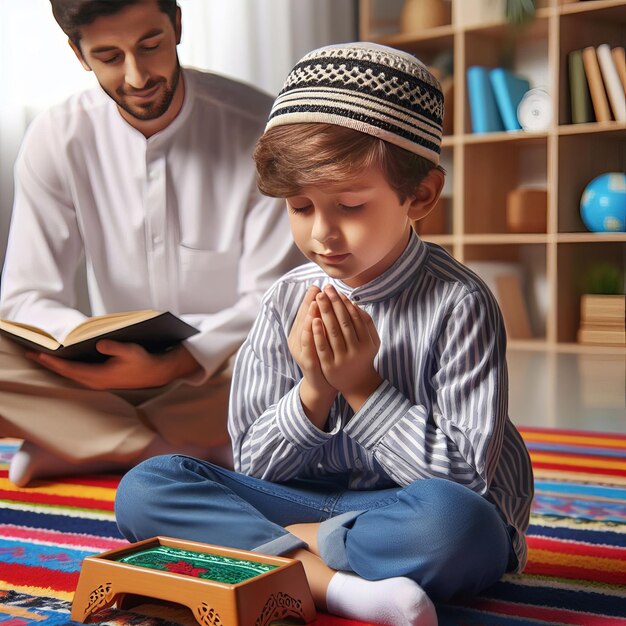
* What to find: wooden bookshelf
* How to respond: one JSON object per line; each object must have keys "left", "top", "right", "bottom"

{"left": 359, "top": 0, "right": 626, "bottom": 423}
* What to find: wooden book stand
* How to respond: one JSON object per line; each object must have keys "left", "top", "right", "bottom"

{"left": 71, "top": 536, "right": 316, "bottom": 626}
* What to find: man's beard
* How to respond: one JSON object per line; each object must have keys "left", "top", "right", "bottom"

{"left": 109, "top": 62, "right": 181, "bottom": 122}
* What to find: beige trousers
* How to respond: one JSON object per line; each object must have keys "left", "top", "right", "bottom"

{"left": 0, "top": 337, "right": 232, "bottom": 464}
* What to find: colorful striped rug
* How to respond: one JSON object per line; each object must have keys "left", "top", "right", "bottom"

{"left": 1, "top": 427, "right": 625, "bottom": 625}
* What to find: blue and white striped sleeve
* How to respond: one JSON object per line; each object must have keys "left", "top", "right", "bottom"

{"left": 228, "top": 284, "right": 336, "bottom": 481}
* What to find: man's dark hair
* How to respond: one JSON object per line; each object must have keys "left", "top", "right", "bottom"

{"left": 50, "top": 0, "right": 178, "bottom": 48}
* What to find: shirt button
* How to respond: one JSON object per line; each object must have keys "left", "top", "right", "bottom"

{"left": 148, "top": 168, "right": 158, "bottom": 180}
{"left": 354, "top": 458, "right": 363, "bottom": 469}
{"left": 353, "top": 295, "right": 360, "bottom": 302}
{"left": 152, "top": 235, "right": 162, "bottom": 245}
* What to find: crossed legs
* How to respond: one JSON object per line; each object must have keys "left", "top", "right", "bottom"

{"left": 115, "top": 455, "right": 513, "bottom": 624}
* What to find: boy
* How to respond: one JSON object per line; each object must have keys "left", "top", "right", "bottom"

{"left": 116, "top": 43, "right": 534, "bottom": 626}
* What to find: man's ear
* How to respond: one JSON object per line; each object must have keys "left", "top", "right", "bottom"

{"left": 407, "top": 167, "right": 445, "bottom": 222}
{"left": 175, "top": 6, "right": 182, "bottom": 44}
{"left": 69, "top": 39, "right": 91, "bottom": 71}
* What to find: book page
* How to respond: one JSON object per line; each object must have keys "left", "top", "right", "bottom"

{"left": 0, "top": 320, "right": 60, "bottom": 350}
{"left": 64, "top": 310, "right": 160, "bottom": 345}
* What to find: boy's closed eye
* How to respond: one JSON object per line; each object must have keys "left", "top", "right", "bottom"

{"left": 338, "top": 203, "right": 365, "bottom": 211}
{"left": 287, "top": 201, "right": 312, "bottom": 214}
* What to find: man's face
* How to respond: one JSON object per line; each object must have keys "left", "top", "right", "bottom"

{"left": 71, "top": 0, "right": 182, "bottom": 133}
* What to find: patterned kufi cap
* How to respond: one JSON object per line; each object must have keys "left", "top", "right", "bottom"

{"left": 266, "top": 42, "right": 444, "bottom": 165}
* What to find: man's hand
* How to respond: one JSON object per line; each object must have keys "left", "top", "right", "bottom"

{"left": 27, "top": 340, "right": 201, "bottom": 390}
{"left": 288, "top": 286, "right": 337, "bottom": 428}
{"left": 313, "top": 285, "right": 382, "bottom": 413}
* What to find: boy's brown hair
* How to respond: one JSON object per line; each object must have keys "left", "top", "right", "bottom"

{"left": 254, "top": 123, "right": 437, "bottom": 203}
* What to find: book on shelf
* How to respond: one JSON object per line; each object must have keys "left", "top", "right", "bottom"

{"left": 0, "top": 310, "right": 199, "bottom": 362}
{"left": 495, "top": 274, "right": 533, "bottom": 340}
{"left": 580, "top": 294, "right": 625, "bottom": 324}
{"left": 577, "top": 326, "right": 626, "bottom": 346}
{"left": 466, "top": 66, "right": 504, "bottom": 133}
{"left": 578, "top": 294, "right": 625, "bottom": 346}
{"left": 466, "top": 261, "right": 534, "bottom": 340}
{"left": 596, "top": 44, "right": 626, "bottom": 123}
{"left": 568, "top": 49, "right": 594, "bottom": 124}
{"left": 612, "top": 47, "right": 626, "bottom": 93}
{"left": 581, "top": 46, "right": 612, "bottom": 122}
{"left": 488, "top": 68, "right": 530, "bottom": 131}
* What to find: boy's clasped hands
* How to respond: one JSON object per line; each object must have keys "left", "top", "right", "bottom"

{"left": 288, "top": 284, "right": 383, "bottom": 428}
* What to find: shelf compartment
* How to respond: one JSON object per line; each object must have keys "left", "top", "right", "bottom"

{"left": 558, "top": 3, "right": 626, "bottom": 125}
{"left": 556, "top": 132, "right": 625, "bottom": 233}
{"left": 463, "top": 139, "right": 549, "bottom": 235}
{"left": 462, "top": 19, "right": 550, "bottom": 135}
{"left": 556, "top": 241, "right": 625, "bottom": 344}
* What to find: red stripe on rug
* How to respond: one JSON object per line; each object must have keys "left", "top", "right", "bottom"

{"left": 0, "top": 525, "right": 127, "bottom": 550}
{"left": 0, "top": 489, "right": 114, "bottom": 511}
{"left": 530, "top": 462, "right": 626, "bottom": 478}
{"left": 467, "top": 597, "right": 626, "bottom": 625}
{"left": 523, "top": 561, "right": 626, "bottom": 585}
{"left": 1, "top": 562, "right": 78, "bottom": 592}
{"left": 527, "top": 535, "right": 626, "bottom": 559}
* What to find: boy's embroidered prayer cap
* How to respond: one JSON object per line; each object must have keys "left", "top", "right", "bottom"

{"left": 266, "top": 42, "right": 444, "bottom": 165}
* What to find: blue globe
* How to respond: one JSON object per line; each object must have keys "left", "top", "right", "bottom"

{"left": 580, "top": 172, "right": 626, "bottom": 233}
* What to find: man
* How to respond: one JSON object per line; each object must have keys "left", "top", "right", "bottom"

{"left": 0, "top": 0, "right": 301, "bottom": 486}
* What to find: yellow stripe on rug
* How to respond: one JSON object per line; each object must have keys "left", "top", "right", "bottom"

{"left": 529, "top": 549, "right": 626, "bottom": 573}
{"left": 521, "top": 431, "right": 626, "bottom": 449}
{"left": 0, "top": 604, "right": 48, "bottom": 621}
{"left": 529, "top": 452, "right": 626, "bottom": 471}
{"left": 0, "top": 477, "right": 116, "bottom": 501}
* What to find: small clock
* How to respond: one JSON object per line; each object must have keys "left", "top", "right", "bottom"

{"left": 517, "top": 88, "right": 552, "bottom": 131}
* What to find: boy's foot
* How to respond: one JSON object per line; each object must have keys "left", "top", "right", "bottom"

{"left": 326, "top": 572, "right": 438, "bottom": 626}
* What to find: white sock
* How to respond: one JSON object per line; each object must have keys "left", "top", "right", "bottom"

{"left": 8, "top": 441, "right": 120, "bottom": 487}
{"left": 326, "top": 572, "right": 438, "bottom": 626}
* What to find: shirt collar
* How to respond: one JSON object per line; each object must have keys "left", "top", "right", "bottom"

{"left": 330, "top": 229, "right": 429, "bottom": 304}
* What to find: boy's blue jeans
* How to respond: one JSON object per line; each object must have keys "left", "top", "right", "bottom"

{"left": 115, "top": 454, "right": 514, "bottom": 601}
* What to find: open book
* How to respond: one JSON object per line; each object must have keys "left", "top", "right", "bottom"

{"left": 0, "top": 310, "right": 199, "bottom": 362}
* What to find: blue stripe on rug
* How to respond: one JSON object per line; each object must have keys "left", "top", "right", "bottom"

{"left": 532, "top": 494, "right": 626, "bottom": 522}
{"left": 484, "top": 579, "right": 626, "bottom": 616}
{"left": 0, "top": 509, "right": 122, "bottom": 538}
{"left": 528, "top": 522, "right": 626, "bottom": 547}
{"left": 0, "top": 538, "right": 92, "bottom": 572}
{"left": 535, "top": 480, "right": 626, "bottom": 500}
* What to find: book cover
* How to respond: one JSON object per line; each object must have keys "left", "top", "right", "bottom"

{"left": 596, "top": 43, "right": 626, "bottom": 122}
{"left": 489, "top": 68, "right": 530, "bottom": 131}
{"left": 612, "top": 46, "right": 626, "bottom": 93}
{"left": 467, "top": 66, "right": 504, "bottom": 133}
{"left": 582, "top": 46, "right": 612, "bottom": 122}
{"left": 0, "top": 311, "right": 199, "bottom": 362}
{"left": 568, "top": 49, "right": 594, "bottom": 124}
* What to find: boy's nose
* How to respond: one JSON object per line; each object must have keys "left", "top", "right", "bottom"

{"left": 311, "top": 213, "right": 339, "bottom": 244}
